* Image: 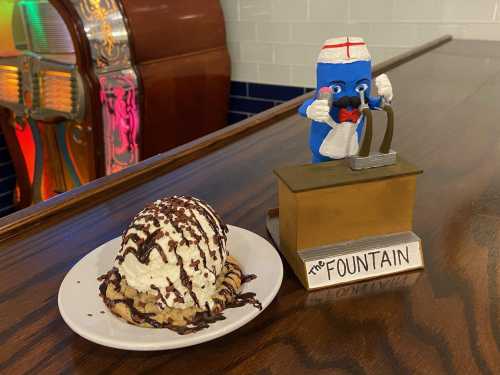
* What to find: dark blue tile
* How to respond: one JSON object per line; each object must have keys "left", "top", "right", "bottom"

{"left": 0, "top": 192, "right": 13, "bottom": 207}
{"left": 248, "top": 83, "right": 304, "bottom": 101}
{"left": 230, "top": 81, "right": 247, "bottom": 96}
{"left": 0, "top": 175, "right": 16, "bottom": 193}
{"left": 227, "top": 112, "right": 248, "bottom": 125}
{"left": 0, "top": 163, "right": 15, "bottom": 177}
{"left": 0, "top": 205, "right": 14, "bottom": 217}
{"left": 229, "top": 97, "right": 274, "bottom": 114}
{"left": 0, "top": 148, "right": 12, "bottom": 163}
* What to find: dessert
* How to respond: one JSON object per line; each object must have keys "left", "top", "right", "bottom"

{"left": 98, "top": 196, "right": 260, "bottom": 334}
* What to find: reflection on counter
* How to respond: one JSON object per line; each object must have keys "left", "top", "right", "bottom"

{"left": 305, "top": 271, "right": 422, "bottom": 306}
{"left": 0, "top": 0, "right": 230, "bottom": 214}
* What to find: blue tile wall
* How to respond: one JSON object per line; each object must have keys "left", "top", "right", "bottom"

{"left": 0, "top": 148, "right": 11, "bottom": 162}
{"left": 0, "top": 127, "right": 15, "bottom": 217}
{"left": 0, "top": 160, "right": 14, "bottom": 177}
{"left": 230, "top": 81, "right": 247, "bottom": 97}
{"left": 229, "top": 97, "right": 274, "bottom": 114}
{"left": 0, "top": 189, "right": 14, "bottom": 207}
{"left": 248, "top": 84, "right": 304, "bottom": 101}
{"left": 227, "top": 112, "right": 248, "bottom": 124}
{"left": 227, "top": 81, "right": 314, "bottom": 125}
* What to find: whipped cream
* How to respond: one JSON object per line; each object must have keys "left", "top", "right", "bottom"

{"left": 115, "top": 196, "right": 229, "bottom": 311}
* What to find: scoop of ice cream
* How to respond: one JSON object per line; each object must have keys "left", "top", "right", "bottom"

{"left": 115, "top": 196, "right": 229, "bottom": 311}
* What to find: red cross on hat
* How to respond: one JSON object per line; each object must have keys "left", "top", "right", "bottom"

{"left": 317, "top": 36, "right": 371, "bottom": 64}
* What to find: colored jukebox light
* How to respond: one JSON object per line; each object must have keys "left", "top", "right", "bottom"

{"left": 0, "top": 1, "right": 17, "bottom": 55}
{"left": 18, "top": 0, "right": 74, "bottom": 55}
{"left": 14, "top": 118, "right": 36, "bottom": 185}
{"left": 0, "top": 65, "right": 18, "bottom": 72}
{"left": 40, "top": 70, "right": 74, "bottom": 113}
{"left": 0, "top": 65, "right": 21, "bottom": 103}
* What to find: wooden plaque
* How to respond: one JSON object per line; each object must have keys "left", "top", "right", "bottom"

{"left": 270, "top": 156, "right": 424, "bottom": 290}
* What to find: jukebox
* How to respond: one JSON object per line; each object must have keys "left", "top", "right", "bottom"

{"left": 0, "top": 0, "right": 230, "bottom": 207}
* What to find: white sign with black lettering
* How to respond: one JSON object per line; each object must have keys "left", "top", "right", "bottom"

{"left": 301, "top": 232, "right": 424, "bottom": 289}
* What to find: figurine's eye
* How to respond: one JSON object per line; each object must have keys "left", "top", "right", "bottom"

{"left": 331, "top": 85, "right": 342, "bottom": 94}
{"left": 355, "top": 83, "right": 369, "bottom": 93}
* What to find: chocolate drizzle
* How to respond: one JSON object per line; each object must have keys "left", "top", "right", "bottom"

{"left": 119, "top": 228, "right": 168, "bottom": 264}
{"left": 186, "top": 206, "right": 211, "bottom": 271}
{"left": 222, "top": 265, "right": 262, "bottom": 311}
{"left": 98, "top": 267, "right": 122, "bottom": 292}
{"left": 226, "top": 292, "right": 262, "bottom": 310}
{"left": 242, "top": 274, "right": 258, "bottom": 284}
{"left": 151, "top": 284, "right": 168, "bottom": 307}
{"left": 166, "top": 277, "right": 185, "bottom": 304}
{"left": 166, "top": 217, "right": 201, "bottom": 308}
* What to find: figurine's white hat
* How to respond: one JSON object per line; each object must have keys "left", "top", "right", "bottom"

{"left": 317, "top": 36, "right": 371, "bottom": 64}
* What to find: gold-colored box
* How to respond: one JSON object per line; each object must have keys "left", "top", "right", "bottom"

{"left": 272, "top": 157, "right": 422, "bottom": 288}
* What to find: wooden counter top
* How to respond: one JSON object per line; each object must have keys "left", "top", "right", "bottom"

{"left": 1, "top": 38, "right": 499, "bottom": 374}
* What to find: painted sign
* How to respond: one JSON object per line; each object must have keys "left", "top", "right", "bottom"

{"left": 301, "top": 232, "right": 424, "bottom": 289}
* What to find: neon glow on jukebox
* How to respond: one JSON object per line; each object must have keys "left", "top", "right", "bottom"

{"left": 0, "top": 0, "right": 230, "bottom": 207}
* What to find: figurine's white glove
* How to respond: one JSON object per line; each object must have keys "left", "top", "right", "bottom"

{"left": 306, "top": 99, "right": 331, "bottom": 123}
{"left": 375, "top": 74, "right": 393, "bottom": 103}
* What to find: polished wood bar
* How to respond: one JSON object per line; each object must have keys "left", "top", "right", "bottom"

{"left": 1, "top": 38, "right": 499, "bottom": 373}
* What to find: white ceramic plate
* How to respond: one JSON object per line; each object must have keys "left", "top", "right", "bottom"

{"left": 58, "top": 225, "right": 283, "bottom": 351}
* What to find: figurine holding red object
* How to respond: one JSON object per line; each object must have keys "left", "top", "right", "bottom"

{"left": 299, "top": 36, "right": 394, "bottom": 164}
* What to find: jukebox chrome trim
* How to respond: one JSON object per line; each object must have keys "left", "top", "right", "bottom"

{"left": 69, "top": 0, "right": 132, "bottom": 73}
{"left": 69, "top": 0, "right": 141, "bottom": 175}
{"left": 98, "top": 69, "right": 140, "bottom": 175}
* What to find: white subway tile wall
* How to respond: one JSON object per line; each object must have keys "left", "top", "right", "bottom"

{"left": 240, "top": 41, "right": 275, "bottom": 62}
{"left": 258, "top": 63, "right": 292, "bottom": 84}
{"left": 221, "top": 0, "right": 500, "bottom": 87}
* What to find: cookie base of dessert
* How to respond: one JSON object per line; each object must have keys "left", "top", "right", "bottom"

{"left": 98, "top": 256, "right": 259, "bottom": 334}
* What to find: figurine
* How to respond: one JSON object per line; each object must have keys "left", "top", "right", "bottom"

{"left": 298, "top": 37, "right": 394, "bottom": 163}
{"left": 269, "top": 37, "right": 424, "bottom": 291}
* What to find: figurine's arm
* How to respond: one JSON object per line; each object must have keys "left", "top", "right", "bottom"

{"left": 366, "top": 74, "right": 393, "bottom": 110}
{"left": 299, "top": 96, "right": 334, "bottom": 126}
{"left": 298, "top": 98, "right": 315, "bottom": 117}
{"left": 375, "top": 74, "right": 393, "bottom": 101}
